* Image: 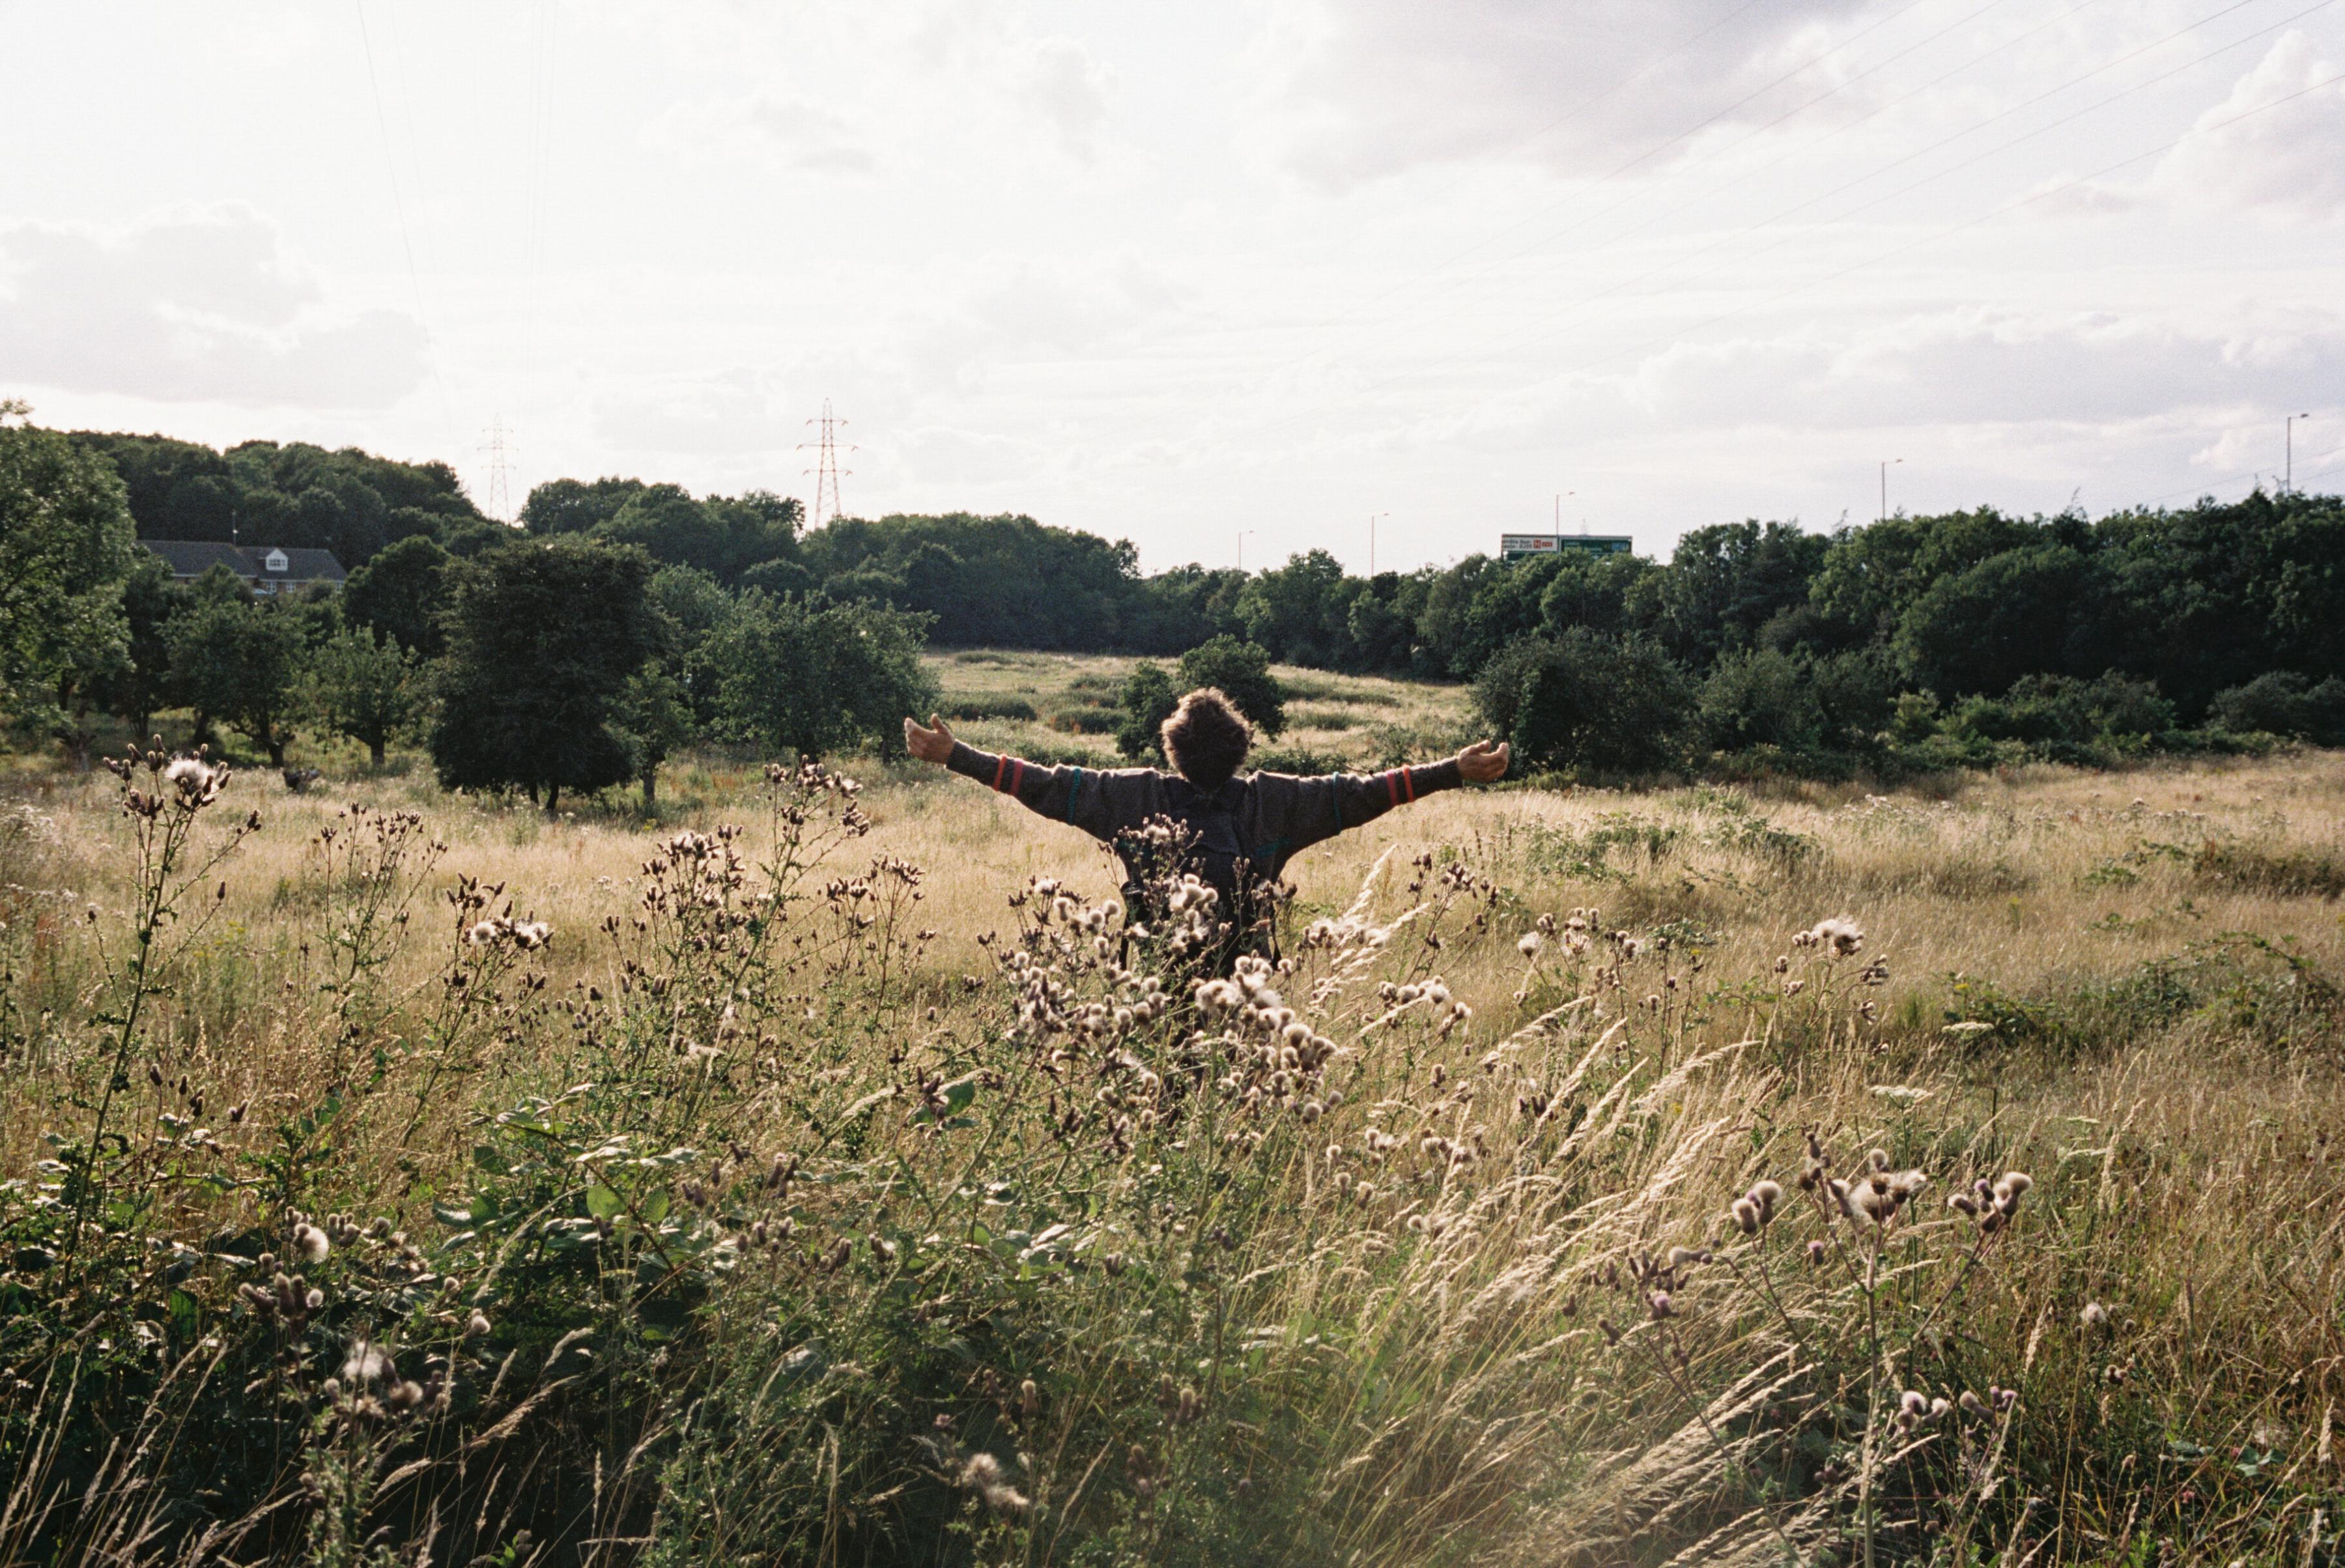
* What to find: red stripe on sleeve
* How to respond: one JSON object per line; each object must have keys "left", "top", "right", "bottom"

{"left": 1402, "top": 767, "right": 1417, "bottom": 803}
{"left": 1010, "top": 758, "right": 1025, "bottom": 794}
{"left": 992, "top": 754, "right": 1007, "bottom": 791}
{"left": 1384, "top": 770, "right": 1400, "bottom": 808}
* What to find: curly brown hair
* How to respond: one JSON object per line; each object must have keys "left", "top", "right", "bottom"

{"left": 1160, "top": 687, "right": 1253, "bottom": 791}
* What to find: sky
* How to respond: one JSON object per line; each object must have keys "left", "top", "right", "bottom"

{"left": 3, "top": 0, "right": 2342, "bottom": 573}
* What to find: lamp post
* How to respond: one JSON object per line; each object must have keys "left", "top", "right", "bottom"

{"left": 1369, "top": 512, "right": 1388, "bottom": 575}
{"left": 1238, "top": 530, "right": 1255, "bottom": 572}
{"left": 1879, "top": 458, "right": 1903, "bottom": 523}
{"left": 2288, "top": 412, "right": 2311, "bottom": 494}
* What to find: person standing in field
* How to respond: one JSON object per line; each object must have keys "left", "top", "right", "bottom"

{"left": 903, "top": 688, "right": 1509, "bottom": 958}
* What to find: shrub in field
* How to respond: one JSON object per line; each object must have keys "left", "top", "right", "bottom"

{"left": 1176, "top": 635, "right": 1286, "bottom": 739}
{"left": 943, "top": 694, "right": 1039, "bottom": 722}
{"left": 163, "top": 575, "right": 310, "bottom": 765}
{"left": 2208, "top": 669, "right": 2345, "bottom": 743}
{"left": 1116, "top": 638, "right": 1286, "bottom": 763}
{"left": 1698, "top": 647, "right": 1826, "bottom": 755}
{"left": 1115, "top": 660, "right": 1180, "bottom": 761}
{"left": 708, "top": 590, "right": 935, "bottom": 761}
{"left": 304, "top": 625, "right": 421, "bottom": 769}
{"left": 1475, "top": 629, "right": 1694, "bottom": 775}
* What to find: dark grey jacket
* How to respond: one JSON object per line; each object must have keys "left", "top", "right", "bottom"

{"left": 945, "top": 741, "right": 1464, "bottom": 879}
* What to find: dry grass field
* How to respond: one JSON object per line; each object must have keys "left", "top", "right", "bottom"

{"left": 924, "top": 648, "right": 1473, "bottom": 770}
{"left": 2, "top": 680, "right": 2342, "bottom": 1565}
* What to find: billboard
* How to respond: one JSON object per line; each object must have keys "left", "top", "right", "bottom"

{"left": 1501, "top": 534, "right": 1633, "bottom": 560}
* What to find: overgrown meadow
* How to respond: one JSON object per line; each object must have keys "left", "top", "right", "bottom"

{"left": 2, "top": 708, "right": 2342, "bottom": 1566}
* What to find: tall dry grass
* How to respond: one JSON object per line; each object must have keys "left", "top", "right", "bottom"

{"left": 0, "top": 744, "right": 2340, "bottom": 1565}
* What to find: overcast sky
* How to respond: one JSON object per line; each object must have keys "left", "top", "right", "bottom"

{"left": 4, "top": 0, "right": 2342, "bottom": 571}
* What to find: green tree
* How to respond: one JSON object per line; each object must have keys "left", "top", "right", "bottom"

{"left": 1474, "top": 630, "right": 1693, "bottom": 775}
{"left": 1697, "top": 648, "right": 1825, "bottom": 755}
{"left": 1643, "top": 520, "right": 1829, "bottom": 670}
{"left": 1116, "top": 637, "right": 1287, "bottom": 764}
{"left": 1115, "top": 661, "right": 1182, "bottom": 761}
{"left": 2208, "top": 670, "right": 2345, "bottom": 742}
{"left": 1893, "top": 545, "right": 2112, "bottom": 698}
{"left": 614, "top": 667, "right": 698, "bottom": 809}
{"left": 1176, "top": 636, "right": 1286, "bottom": 737}
{"left": 166, "top": 588, "right": 306, "bottom": 765}
{"left": 708, "top": 591, "right": 934, "bottom": 760}
{"left": 1804, "top": 507, "right": 2039, "bottom": 648}
{"left": 429, "top": 539, "right": 663, "bottom": 810}
{"left": 102, "top": 554, "right": 187, "bottom": 741}
{"left": 76, "top": 431, "right": 489, "bottom": 567}
{"left": 520, "top": 476, "right": 647, "bottom": 536}
{"left": 0, "top": 413, "right": 140, "bottom": 767}
{"left": 343, "top": 534, "right": 451, "bottom": 656}
{"left": 304, "top": 625, "right": 419, "bottom": 767}
{"left": 1236, "top": 550, "right": 1350, "bottom": 667}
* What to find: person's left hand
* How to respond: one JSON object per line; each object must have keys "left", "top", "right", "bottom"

{"left": 903, "top": 713, "right": 956, "bottom": 765}
{"left": 1456, "top": 738, "right": 1510, "bottom": 783}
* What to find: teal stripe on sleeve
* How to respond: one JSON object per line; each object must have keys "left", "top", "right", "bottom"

{"left": 1064, "top": 767, "right": 1085, "bottom": 822}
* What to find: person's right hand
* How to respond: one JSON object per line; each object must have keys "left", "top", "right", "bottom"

{"left": 1456, "top": 738, "right": 1510, "bottom": 783}
{"left": 903, "top": 713, "right": 956, "bottom": 765}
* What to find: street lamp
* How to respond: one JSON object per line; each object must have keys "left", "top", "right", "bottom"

{"left": 2288, "top": 412, "right": 2311, "bottom": 494}
{"left": 1879, "top": 458, "right": 1903, "bottom": 523}
{"left": 1237, "top": 530, "right": 1256, "bottom": 573}
{"left": 1369, "top": 512, "right": 1388, "bottom": 575}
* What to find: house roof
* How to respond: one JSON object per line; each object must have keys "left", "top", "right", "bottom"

{"left": 142, "top": 541, "right": 348, "bottom": 584}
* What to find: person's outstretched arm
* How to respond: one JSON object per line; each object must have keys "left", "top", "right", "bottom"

{"left": 1248, "top": 739, "right": 1509, "bottom": 857}
{"left": 903, "top": 713, "right": 1163, "bottom": 842}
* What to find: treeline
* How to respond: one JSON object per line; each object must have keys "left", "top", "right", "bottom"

{"left": 72, "top": 429, "right": 1246, "bottom": 653}
{"left": 70, "top": 430, "right": 508, "bottom": 563}
{"left": 1, "top": 418, "right": 931, "bottom": 806}
{"left": 18, "top": 414, "right": 2345, "bottom": 784}
{"left": 1206, "top": 500, "right": 2345, "bottom": 775}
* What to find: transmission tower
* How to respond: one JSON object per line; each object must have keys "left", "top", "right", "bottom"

{"left": 480, "top": 416, "right": 516, "bottom": 522}
{"left": 799, "top": 399, "right": 854, "bottom": 528}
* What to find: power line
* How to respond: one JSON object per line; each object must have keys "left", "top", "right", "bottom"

{"left": 352, "top": 0, "right": 456, "bottom": 446}
{"left": 2129, "top": 440, "right": 2343, "bottom": 509}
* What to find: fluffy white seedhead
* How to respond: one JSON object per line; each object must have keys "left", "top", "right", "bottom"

{"left": 1793, "top": 917, "right": 1864, "bottom": 956}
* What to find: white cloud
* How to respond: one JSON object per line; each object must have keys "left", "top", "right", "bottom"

{"left": 1024, "top": 38, "right": 1113, "bottom": 160}
{"left": 0, "top": 207, "right": 426, "bottom": 408}
{"left": 642, "top": 90, "right": 878, "bottom": 173}
{"left": 1455, "top": 309, "right": 2345, "bottom": 444}
{"left": 591, "top": 369, "right": 788, "bottom": 456}
{"left": 1247, "top": 0, "right": 1877, "bottom": 186}
{"left": 2154, "top": 32, "right": 2345, "bottom": 221}
{"left": 10, "top": 2, "right": 2345, "bottom": 566}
